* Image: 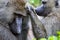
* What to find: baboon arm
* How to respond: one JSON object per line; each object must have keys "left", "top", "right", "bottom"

{"left": 26, "top": 6, "right": 46, "bottom": 38}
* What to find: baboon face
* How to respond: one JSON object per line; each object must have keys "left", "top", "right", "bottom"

{"left": 0, "top": 0, "right": 28, "bottom": 23}
{"left": 0, "top": 0, "right": 29, "bottom": 24}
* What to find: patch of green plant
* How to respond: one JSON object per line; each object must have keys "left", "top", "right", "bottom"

{"left": 32, "top": 31, "right": 60, "bottom": 40}
{"left": 57, "top": 31, "right": 60, "bottom": 35}
{"left": 48, "top": 35, "right": 57, "bottom": 40}
{"left": 29, "top": 0, "right": 42, "bottom": 7}
{"left": 39, "top": 38, "right": 47, "bottom": 40}
{"left": 32, "top": 38, "right": 36, "bottom": 40}
{"left": 56, "top": 31, "right": 60, "bottom": 40}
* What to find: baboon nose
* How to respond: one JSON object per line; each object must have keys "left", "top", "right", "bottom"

{"left": 16, "top": 16, "right": 22, "bottom": 34}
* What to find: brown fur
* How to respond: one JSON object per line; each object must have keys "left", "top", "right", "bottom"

{"left": 11, "top": 0, "right": 27, "bottom": 10}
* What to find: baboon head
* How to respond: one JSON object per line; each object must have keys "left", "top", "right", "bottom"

{"left": 42, "top": 0, "right": 55, "bottom": 8}
{"left": 0, "top": 0, "right": 28, "bottom": 23}
{"left": 12, "top": 0, "right": 29, "bottom": 16}
{"left": 14, "top": 0, "right": 28, "bottom": 10}
{"left": 35, "top": 0, "right": 55, "bottom": 17}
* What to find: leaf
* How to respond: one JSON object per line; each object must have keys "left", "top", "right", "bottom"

{"left": 39, "top": 38, "right": 47, "bottom": 40}
{"left": 56, "top": 31, "right": 60, "bottom": 35}
{"left": 32, "top": 38, "right": 36, "bottom": 40}
{"left": 57, "top": 35, "right": 60, "bottom": 40}
{"left": 48, "top": 36, "right": 57, "bottom": 40}
{"left": 29, "top": 0, "right": 42, "bottom": 7}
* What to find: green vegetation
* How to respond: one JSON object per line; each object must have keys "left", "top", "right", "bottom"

{"left": 40, "top": 38, "right": 47, "bottom": 40}
{"left": 32, "top": 38, "right": 36, "bottom": 40}
{"left": 29, "top": 0, "right": 42, "bottom": 7}
{"left": 48, "top": 36, "right": 57, "bottom": 40}
{"left": 32, "top": 31, "right": 60, "bottom": 40}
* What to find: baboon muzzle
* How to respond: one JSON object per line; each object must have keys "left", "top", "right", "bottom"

{"left": 9, "top": 15, "right": 22, "bottom": 35}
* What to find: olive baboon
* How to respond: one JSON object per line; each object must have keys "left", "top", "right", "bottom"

{"left": 40, "top": 0, "right": 60, "bottom": 37}
{"left": 0, "top": 0, "right": 29, "bottom": 40}
{"left": 30, "top": 0, "right": 60, "bottom": 38}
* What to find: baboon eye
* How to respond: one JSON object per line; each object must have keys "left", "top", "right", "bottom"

{"left": 55, "top": 0, "right": 59, "bottom": 8}
{"left": 42, "top": 1, "right": 47, "bottom": 4}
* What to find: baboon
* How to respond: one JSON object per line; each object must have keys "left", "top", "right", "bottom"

{"left": 40, "top": 0, "right": 60, "bottom": 37}
{"left": 0, "top": 0, "right": 29, "bottom": 40}
{"left": 30, "top": 0, "right": 60, "bottom": 38}
{"left": 8, "top": 0, "right": 30, "bottom": 40}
